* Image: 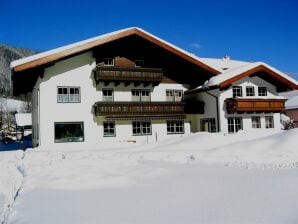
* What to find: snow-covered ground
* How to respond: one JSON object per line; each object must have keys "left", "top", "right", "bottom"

{"left": 1, "top": 129, "right": 298, "bottom": 224}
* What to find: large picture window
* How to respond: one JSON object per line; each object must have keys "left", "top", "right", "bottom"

{"left": 251, "top": 116, "right": 261, "bottom": 128}
{"left": 132, "top": 121, "right": 151, "bottom": 135}
{"left": 57, "top": 87, "right": 80, "bottom": 103}
{"left": 54, "top": 122, "right": 84, "bottom": 143}
{"left": 167, "top": 120, "right": 184, "bottom": 134}
{"left": 228, "top": 117, "right": 243, "bottom": 133}
{"left": 103, "top": 121, "right": 116, "bottom": 137}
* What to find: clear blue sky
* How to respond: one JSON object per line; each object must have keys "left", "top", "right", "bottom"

{"left": 1, "top": 0, "right": 298, "bottom": 79}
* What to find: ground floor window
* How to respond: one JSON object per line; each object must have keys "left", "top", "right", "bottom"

{"left": 200, "top": 118, "right": 216, "bottom": 133}
{"left": 252, "top": 116, "right": 261, "bottom": 128}
{"left": 265, "top": 116, "right": 274, "bottom": 128}
{"left": 228, "top": 117, "right": 242, "bottom": 133}
{"left": 167, "top": 120, "right": 184, "bottom": 134}
{"left": 54, "top": 122, "right": 84, "bottom": 143}
{"left": 132, "top": 121, "right": 151, "bottom": 135}
{"left": 103, "top": 121, "right": 115, "bottom": 137}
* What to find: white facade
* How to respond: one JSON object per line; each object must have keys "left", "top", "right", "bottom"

{"left": 189, "top": 76, "right": 283, "bottom": 134}
{"left": 31, "top": 52, "right": 190, "bottom": 150}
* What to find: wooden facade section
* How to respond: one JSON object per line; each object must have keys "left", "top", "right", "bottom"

{"left": 94, "top": 66, "right": 163, "bottom": 86}
{"left": 93, "top": 102, "right": 185, "bottom": 116}
{"left": 225, "top": 98, "right": 286, "bottom": 114}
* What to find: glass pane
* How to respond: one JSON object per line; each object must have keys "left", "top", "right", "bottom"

{"left": 55, "top": 122, "right": 84, "bottom": 142}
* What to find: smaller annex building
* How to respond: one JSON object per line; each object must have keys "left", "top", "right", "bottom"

{"left": 10, "top": 27, "right": 298, "bottom": 149}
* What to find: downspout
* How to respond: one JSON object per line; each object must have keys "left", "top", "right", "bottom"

{"left": 205, "top": 91, "right": 220, "bottom": 132}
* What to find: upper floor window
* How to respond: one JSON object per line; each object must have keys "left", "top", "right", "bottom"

{"left": 102, "top": 88, "right": 114, "bottom": 102}
{"left": 246, "top": 86, "right": 255, "bottom": 96}
{"left": 135, "top": 60, "right": 144, "bottom": 67}
{"left": 103, "top": 58, "right": 114, "bottom": 66}
{"left": 258, "top": 87, "right": 267, "bottom": 96}
{"left": 132, "top": 89, "right": 150, "bottom": 102}
{"left": 232, "top": 86, "right": 242, "bottom": 98}
{"left": 166, "top": 90, "right": 183, "bottom": 102}
{"left": 57, "top": 87, "right": 80, "bottom": 103}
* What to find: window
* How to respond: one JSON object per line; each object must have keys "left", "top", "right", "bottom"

{"left": 132, "top": 89, "right": 150, "bottom": 102}
{"left": 132, "top": 121, "right": 151, "bottom": 135}
{"left": 166, "top": 90, "right": 183, "bottom": 102}
{"left": 54, "top": 122, "right": 84, "bottom": 143}
{"left": 228, "top": 117, "right": 243, "bottom": 133}
{"left": 103, "top": 58, "right": 114, "bottom": 66}
{"left": 232, "top": 86, "right": 242, "bottom": 98}
{"left": 103, "top": 121, "right": 115, "bottom": 137}
{"left": 200, "top": 118, "right": 216, "bottom": 133}
{"left": 246, "top": 86, "right": 255, "bottom": 96}
{"left": 251, "top": 116, "right": 261, "bottom": 128}
{"left": 102, "top": 88, "right": 114, "bottom": 102}
{"left": 135, "top": 60, "right": 144, "bottom": 67}
{"left": 258, "top": 87, "right": 267, "bottom": 96}
{"left": 57, "top": 87, "right": 80, "bottom": 103}
{"left": 265, "top": 116, "right": 274, "bottom": 128}
{"left": 167, "top": 120, "right": 184, "bottom": 134}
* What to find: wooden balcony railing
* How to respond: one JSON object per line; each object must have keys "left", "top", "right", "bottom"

{"left": 93, "top": 102, "right": 185, "bottom": 116}
{"left": 94, "top": 66, "right": 163, "bottom": 85}
{"left": 225, "top": 98, "right": 286, "bottom": 114}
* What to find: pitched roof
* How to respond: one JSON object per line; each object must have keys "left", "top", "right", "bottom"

{"left": 189, "top": 59, "right": 298, "bottom": 92}
{"left": 11, "top": 27, "right": 219, "bottom": 74}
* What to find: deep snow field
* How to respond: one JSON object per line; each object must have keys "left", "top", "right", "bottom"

{"left": 1, "top": 129, "right": 298, "bottom": 224}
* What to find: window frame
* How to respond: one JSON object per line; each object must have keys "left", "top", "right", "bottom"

{"left": 228, "top": 117, "right": 243, "bottom": 133}
{"left": 131, "top": 89, "right": 151, "bottom": 102}
{"left": 265, "top": 116, "right": 274, "bottom": 129}
{"left": 132, "top": 121, "right": 152, "bottom": 136}
{"left": 246, "top": 86, "right": 255, "bottom": 96}
{"left": 166, "top": 89, "right": 183, "bottom": 102}
{"left": 103, "top": 121, "right": 116, "bottom": 137}
{"left": 103, "top": 58, "right": 114, "bottom": 66}
{"left": 102, "top": 88, "right": 114, "bottom": 102}
{"left": 258, "top": 87, "right": 267, "bottom": 96}
{"left": 167, "top": 120, "right": 185, "bottom": 134}
{"left": 57, "top": 86, "right": 81, "bottom": 103}
{"left": 232, "top": 86, "right": 242, "bottom": 98}
{"left": 135, "top": 59, "right": 144, "bottom": 67}
{"left": 54, "top": 122, "right": 84, "bottom": 143}
{"left": 251, "top": 116, "right": 261, "bottom": 128}
{"left": 200, "top": 118, "right": 216, "bottom": 133}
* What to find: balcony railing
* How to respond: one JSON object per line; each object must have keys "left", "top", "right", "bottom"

{"left": 225, "top": 98, "right": 286, "bottom": 114}
{"left": 94, "top": 66, "right": 163, "bottom": 85}
{"left": 93, "top": 101, "right": 185, "bottom": 116}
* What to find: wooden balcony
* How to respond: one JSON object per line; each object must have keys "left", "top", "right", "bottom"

{"left": 225, "top": 98, "right": 286, "bottom": 114}
{"left": 94, "top": 66, "right": 163, "bottom": 86}
{"left": 93, "top": 101, "right": 185, "bottom": 117}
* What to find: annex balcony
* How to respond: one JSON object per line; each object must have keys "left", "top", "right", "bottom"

{"left": 225, "top": 98, "right": 286, "bottom": 114}
{"left": 93, "top": 101, "right": 185, "bottom": 117}
{"left": 93, "top": 66, "right": 163, "bottom": 86}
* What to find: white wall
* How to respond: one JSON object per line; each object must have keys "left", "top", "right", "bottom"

{"left": 33, "top": 51, "right": 190, "bottom": 150}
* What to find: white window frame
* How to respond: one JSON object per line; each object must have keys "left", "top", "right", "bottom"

{"left": 251, "top": 116, "right": 261, "bottom": 128}
{"left": 103, "top": 58, "right": 114, "bottom": 66}
{"left": 265, "top": 116, "right": 274, "bottom": 128}
{"left": 131, "top": 89, "right": 151, "bottom": 102}
{"left": 102, "top": 88, "right": 114, "bottom": 102}
{"left": 232, "top": 86, "right": 242, "bottom": 98}
{"left": 132, "top": 121, "right": 152, "bottom": 135}
{"left": 228, "top": 117, "right": 243, "bottom": 133}
{"left": 57, "top": 86, "right": 80, "bottom": 103}
{"left": 166, "top": 89, "right": 183, "bottom": 102}
{"left": 103, "top": 121, "right": 116, "bottom": 137}
{"left": 246, "top": 86, "right": 255, "bottom": 96}
{"left": 167, "top": 120, "right": 184, "bottom": 134}
{"left": 258, "top": 87, "right": 267, "bottom": 96}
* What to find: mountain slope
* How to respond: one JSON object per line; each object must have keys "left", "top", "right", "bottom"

{"left": 0, "top": 44, "right": 39, "bottom": 96}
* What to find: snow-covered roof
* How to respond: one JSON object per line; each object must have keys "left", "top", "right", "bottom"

{"left": 10, "top": 27, "right": 218, "bottom": 74}
{"left": 15, "top": 113, "right": 31, "bottom": 126}
{"left": 192, "top": 59, "right": 298, "bottom": 91}
{"left": 279, "top": 90, "right": 298, "bottom": 109}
